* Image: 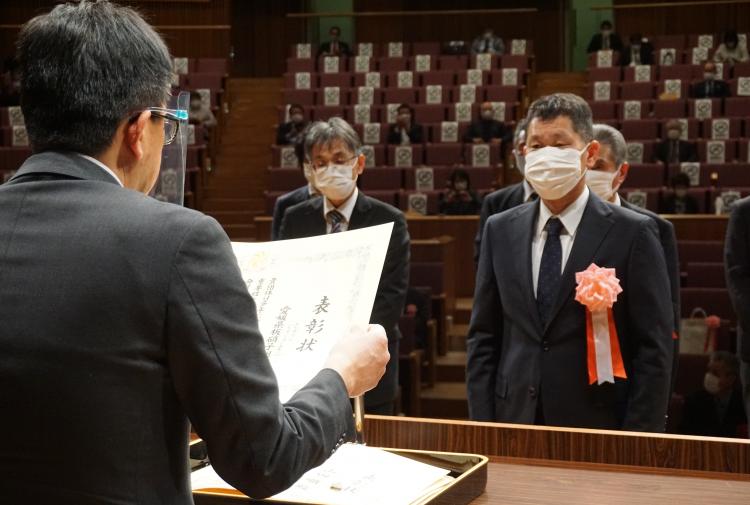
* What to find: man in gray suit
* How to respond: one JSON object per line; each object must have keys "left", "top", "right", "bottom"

{"left": 467, "top": 94, "right": 673, "bottom": 431}
{"left": 0, "top": 2, "right": 389, "bottom": 504}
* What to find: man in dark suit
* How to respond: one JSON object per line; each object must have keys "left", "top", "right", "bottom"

{"left": 467, "top": 93, "right": 673, "bottom": 431}
{"left": 474, "top": 118, "right": 535, "bottom": 263}
{"left": 280, "top": 117, "right": 410, "bottom": 415}
{"left": 725, "top": 196, "right": 750, "bottom": 427}
{"left": 0, "top": 3, "right": 390, "bottom": 503}
{"left": 271, "top": 138, "right": 319, "bottom": 240}
{"left": 691, "top": 61, "right": 731, "bottom": 99}
{"left": 620, "top": 34, "right": 655, "bottom": 66}
{"left": 588, "top": 124, "right": 680, "bottom": 391}
{"left": 464, "top": 101, "right": 512, "bottom": 145}
{"left": 386, "top": 103, "right": 424, "bottom": 145}
{"left": 316, "top": 25, "right": 352, "bottom": 58}
{"left": 654, "top": 119, "right": 699, "bottom": 165}
{"left": 275, "top": 103, "right": 309, "bottom": 146}
{"left": 587, "top": 20, "right": 624, "bottom": 54}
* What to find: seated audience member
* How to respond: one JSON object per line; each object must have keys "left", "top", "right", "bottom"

{"left": 0, "top": 58, "right": 20, "bottom": 107}
{"left": 387, "top": 104, "right": 424, "bottom": 145}
{"left": 188, "top": 92, "right": 217, "bottom": 142}
{"left": 464, "top": 102, "right": 512, "bottom": 145}
{"left": 691, "top": 61, "right": 731, "bottom": 99}
{"left": 587, "top": 20, "right": 623, "bottom": 54}
{"left": 654, "top": 120, "right": 698, "bottom": 164}
{"left": 404, "top": 288, "right": 430, "bottom": 350}
{"left": 439, "top": 169, "right": 481, "bottom": 215}
{"left": 276, "top": 104, "right": 309, "bottom": 145}
{"left": 471, "top": 28, "right": 504, "bottom": 55}
{"left": 660, "top": 173, "right": 700, "bottom": 214}
{"left": 620, "top": 34, "right": 654, "bottom": 66}
{"left": 680, "top": 351, "right": 747, "bottom": 438}
{"left": 316, "top": 25, "right": 351, "bottom": 58}
{"left": 713, "top": 30, "right": 750, "bottom": 66}
{"left": 271, "top": 137, "right": 319, "bottom": 241}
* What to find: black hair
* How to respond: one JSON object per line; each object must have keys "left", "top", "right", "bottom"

{"left": 526, "top": 93, "right": 594, "bottom": 142}
{"left": 449, "top": 169, "right": 471, "bottom": 189}
{"left": 397, "top": 103, "right": 413, "bottom": 115}
{"left": 724, "top": 30, "right": 739, "bottom": 47}
{"left": 16, "top": 0, "right": 172, "bottom": 156}
{"left": 288, "top": 103, "right": 305, "bottom": 114}
{"left": 600, "top": 20, "right": 613, "bottom": 30}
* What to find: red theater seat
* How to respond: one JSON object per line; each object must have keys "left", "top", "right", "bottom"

{"left": 359, "top": 167, "right": 403, "bottom": 190}
{"left": 686, "top": 262, "right": 726, "bottom": 288}
{"left": 438, "top": 55, "right": 469, "bottom": 71}
{"left": 621, "top": 119, "right": 660, "bottom": 140}
{"left": 419, "top": 71, "right": 456, "bottom": 87}
{"left": 621, "top": 163, "right": 665, "bottom": 188}
{"left": 424, "top": 143, "right": 465, "bottom": 165}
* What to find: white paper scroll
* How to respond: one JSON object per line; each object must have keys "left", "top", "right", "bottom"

{"left": 664, "top": 79, "right": 682, "bottom": 98}
{"left": 627, "top": 191, "right": 648, "bottom": 209}
{"left": 360, "top": 145, "right": 375, "bottom": 167}
{"left": 415, "top": 167, "right": 435, "bottom": 192}
{"left": 354, "top": 56, "right": 371, "bottom": 73}
{"left": 408, "top": 193, "right": 428, "bottom": 215}
{"left": 626, "top": 142, "right": 644, "bottom": 164}
{"left": 466, "top": 69, "right": 483, "bottom": 86}
{"left": 660, "top": 48, "right": 677, "bottom": 66}
{"left": 354, "top": 104, "right": 371, "bottom": 124}
{"left": 295, "top": 72, "right": 311, "bottom": 89}
{"left": 511, "top": 39, "right": 527, "bottom": 55}
{"left": 694, "top": 99, "right": 713, "bottom": 119}
{"left": 454, "top": 102, "right": 473, "bottom": 123}
{"left": 623, "top": 100, "right": 642, "bottom": 120}
{"left": 414, "top": 54, "right": 431, "bottom": 72}
{"left": 11, "top": 126, "right": 29, "bottom": 147}
{"left": 173, "top": 57, "right": 188, "bottom": 75}
{"left": 323, "top": 87, "right": 340, "bottom": 106}
{"left": 279, "top": 146, "right": 298, "bottom": 168}
{"left": 7, "top": 106, "right": 24, "bottom": 127}
{"left": 502, "top": 68, "right": 518, "bottom": 86}
{"left": 472, "top": 144, "right": 491, "bottom": 167}
{"left": 707, "top": 140, "right": 726, "bottom": 164}
{"left": 386, "top": 103, "right": 400, "bottom": 123}
{"left": 440, "top": 121, "right": 459, "bottom": 143}
{"left": 697, "top": 34, "right": 714, "bottom": 49}
{"left": 397, "top": 71, "right": 413, "bottom": 88}
{"left": 296, "top": 43, "right": 312, "bottom": 59}
{"left": 425, "top": 85, "right": 443, "bottom": 104}
{"left": 362, "top": 123, "right": 381, "bottom": 144}
{"left": 388, "top": 42, "right": 403, "bottom": 57}
{"left": 490, "top": 101, "right": 506, "bottom": 121}
{"left": 594, "top": 81, "right": 611, "bottom": 101}
{"left": 460, "top": 84, "right": 477, "bottom": 103}
{"left": 357, "top": 86, "right": 374, "bottom": 105}
{"left": 597, "top": 50, "right": 613, "bottom": 68}
{"left": 681, "top": 162, "right": 701, "bottom": 186}
{"left": 711, "top": 119, "right": 730, "bottom": 140}
{"left": 358, "top": 43, "right": 373, "bottom": 57}
{"left": 475, "top": 53, "right": 492, "bottom": 70}
{"left": 634, "top": 65, "right": 652, "bottom": 82}
{"left": 692, "top": 47, "right": 709, "bottom": 65}
{"left": 738, "top": 77, "right": 750, "bottom": 96}
{"left": 365, "top": 72, "right": 381, "bottom": 88}
{"left": 394, "top": 146, "right": 413, "bottom": 167}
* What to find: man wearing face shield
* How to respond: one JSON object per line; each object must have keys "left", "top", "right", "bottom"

{"left": 474, "top": 118, "right": 535, "bottom": 263}
{"left": 467, "top": 93, "right": 673, "bottom": 431}
{"left": 280, "top": 117, "right": 410, "bottom": 415}
{"left": 0, "top": 2, "right": 391, "bottom": 503}
{"left": 588, "top": 124, "right": 680, "bottom": 392}
{"left": 271, "top": 135, "right": 320, "bottom": 240}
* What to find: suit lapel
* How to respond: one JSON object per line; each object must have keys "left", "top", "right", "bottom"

{"left": 544, "top": 194, "right": 615, "bottom": 332}
{"left": 304, "top": 197, "right": 327, "bottom": 236}
{"left": 509, "top": 201, "right": 544, "bottom": 336}
{"left": 347, "top": 191, "right": 372, "bottom": 230}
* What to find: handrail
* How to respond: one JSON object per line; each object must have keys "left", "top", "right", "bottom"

{"left": 287, "top": 8, "right": 538, "bottom": 19}
{"left": 592, "top": 0, "right": 750, "bottom": 10}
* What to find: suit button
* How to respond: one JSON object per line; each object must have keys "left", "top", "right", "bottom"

{"left": 528, "top": 386, "right": 538, "bottom": 398}
{"left": 542, "top": 340, "right": 550, "bottom": 352}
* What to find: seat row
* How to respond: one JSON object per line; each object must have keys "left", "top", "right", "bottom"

{"left": 285, "top": 54, "right": 531, "bottom": 74}
{"left": 284, "top": 70, "right": 527, "bottom": 90}
{"left": 171, "top": 57, "right": 228, "bottom": 76}
{"left": 623, "top": 186, "right": 750, "bottom": 215}
{"left": 620, "top": 162, "right": 750, "bottom": 187}
{"left": 586, "top": 79, "right": 750, "bottom": 101}
{"left": 587, "top": 97, "right": 750, "bottom": 120}
{"left": 288, "top": 40, "right": 535, "bottom": 59}
{"left": 588, "top": 63, "right": 750, "bottom": 82}
{"left": 589, "top": 47, "right": 743, "bottom": 68}
{"left": 605, "top": 118, "right": 750, "bottom": 141}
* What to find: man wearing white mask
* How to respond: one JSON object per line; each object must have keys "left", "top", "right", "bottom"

{"left": 474, "top": 118, "right": 534, "bottom": 263}
{"left": 467, "top": 93, "right": 673, "bottom": 431}
{"left": 271, "top": 137, "right": 319, "bottom": 240}
{"left": 588, "top": 124, "right": 681, "bottom": 392}
{"left": 280, "top": 117, "right": 410, "bottom": 415}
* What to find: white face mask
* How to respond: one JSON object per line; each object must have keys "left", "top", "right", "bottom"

{"left": 524, "top": 145, "right": 589, "bottom": 200}
{"left": 314, "top": 159, "right": 358, "bottom": 202}
{"left": 704, "top": 372, "right": 721, "bottom": 395}
{"left": 585, "top": 168, "right": 620, "bottom": 202}
{"left": 303, "top": 162, "right": 315, "bottom": 185}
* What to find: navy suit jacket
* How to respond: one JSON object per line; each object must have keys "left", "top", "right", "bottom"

{"left": 467, "top": 192, "right": 673, "bottom": 431}
{"left": 474, "top": 182, "right": 527, "bottom": 263}
{"left": 271, "top": 185, "right": 315, "bottom": 240}
{"left": 726, "top": 196, "right": 750, "bottom": 362}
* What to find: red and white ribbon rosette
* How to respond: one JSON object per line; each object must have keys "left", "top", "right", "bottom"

{"left": 575, "top": 263, "right": 627, "bottom": 385}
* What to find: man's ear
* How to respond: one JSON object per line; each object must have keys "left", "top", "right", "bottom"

{"left": 354, "top": 153, "right": 366, "bottom": 176}
{"left": 584, "top": 140, "right": 600, "bottom": 169}
{"left": 124, "top": 111, "right": 151, "bottom": 161}
{"left": 614, "top": 162, "right": 629, "bottom": 188}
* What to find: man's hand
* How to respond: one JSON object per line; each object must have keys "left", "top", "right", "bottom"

{"left": 324, "top": 325, "right": 389, "bottom": 398}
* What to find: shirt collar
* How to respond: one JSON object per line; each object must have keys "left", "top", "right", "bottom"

{"left": 77, "top": 154, "right": 124, "bottom": 187}
{"left": 522, "top": 180, "right": 536, "bottom": 202}
{"left": 307, "top": 183, "right": 319, "bottom": 197}
{"left": 323, "top": 187, "right": 359, "bottom": 223}
{"left": 536, "top": 185, "right": 590, "bottom": 238}
{"left": 612, "top": 193, "right": 622, "bottom": 207}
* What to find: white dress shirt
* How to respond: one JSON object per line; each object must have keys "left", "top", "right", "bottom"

{"left": 522, "top": 180, "right": 536, "bottom": 203}
{"left": 531, "top": 186, "right": 590, "bottom": 296}
{"left": 78, "top": 154, "right": 123, "bottom": 187}
{"left": 612, "top": 193, "right": 622, "bottom": 207}
{"left": 323, "top": 187, "right": 358, "bottom": 233}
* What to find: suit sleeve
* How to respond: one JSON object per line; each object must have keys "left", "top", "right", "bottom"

{"left": 622, "top": 219, "right": 674, "bottom": 431}
{"left": 726, "top": 201, "right": 750, "bottom": 362}
{"left": 466, "top": 218, "right": 503, "bottom": 421}
{"left": 474, "top": 196, "right": 493, "bottom": 264}
{"left": 166, "top": 215, "right": 354, "bottom": 498}
{"left": 278, "top": 208, "right": 295, "bottom": 240}
{"left": 371, "top": 212, "right": 410, "bottom": 338}
{"left": 660, "top": 220, "right": 681, "bottom": 333}
{"left": 386, "top": 126, "right": 399, "bottom": 145}
{"left": 271, "top": 197, "right": 285, "bottom": 241}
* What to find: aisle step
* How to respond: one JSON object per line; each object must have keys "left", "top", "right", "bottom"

{"left": 435, "top": 351, "right": 467, "bottom": 383}
{"left": 420, "top": 382, "right": 468, "bottom": 420}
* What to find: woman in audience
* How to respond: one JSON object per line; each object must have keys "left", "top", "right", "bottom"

{"left": 439, "top": 169, "right": 481, "bottom": 215}
{"left": 713, "top": 30, "right": 749, "bottom": 66}
{"left": 660, "top": 173, "right": 700, "bottom": 214}
{"left": 276, "top": 103, "right": 308, "bottom": 145}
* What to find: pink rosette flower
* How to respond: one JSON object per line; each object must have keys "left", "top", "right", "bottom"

{"left": 575, "top": 263, "right": 623, "bottom": 313}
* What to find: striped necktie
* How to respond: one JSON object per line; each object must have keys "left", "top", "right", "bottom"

{"left": 328, "top": 210, "right": 344, "bottom": 234}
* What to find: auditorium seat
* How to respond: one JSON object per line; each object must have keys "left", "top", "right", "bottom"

{"left": 733, "top": 62, "right": 750, "bottom": 78}
{"left": 378, "top": 57, "right": 409, "bottom": 72}
{"left": 381, "top": 88, "right": 418, "bottom": 104}
{"left": 585, "top": 82, "right": 618, "bottom": 101}
{"left": 353, "top": 123, "right": 388, "bottom": 144}
{"left": 658, "top": 65, "right": 695, "bottom": 81}
{"left": 186, "top": 73, "right": 224, "bottom": 90}
{"left": 688, "top": 98, "right": 722, "bottom": 119}
{"left": 484, "top": 85, "right": 522, "bottom": 102}
{"left": 399, "top": 190, "right": 441, "bottom": 214}
{"left": 318, "top": 72, "right": 353, "bottom": 88}
{"left": 686, "top": 262, "right": 726, "bottom": 288}
{"left": 587, "top": 67, "right": 622, "bottom": 83}
{"left": 387, "top": 145, "right": 425, "bottom": 166}
{"left": 661, "top": 186, "right": 709, "bottom": 212}
{"left": 659, "top": 118, "right": 700, "bottom": 139}
{"left": 701, "top": 118, "right": 743, "bottom": 139}
{"left": 623, "top": 188, "right": 660, "bottom": 211}
{"left": 678, "top": 240, "right": 724, "bottom": 266}
{"left": 623, "top": 65, "right": 652, "bottom": 82}
{"left": 695, "top": 139, "right": 737, "bottom": 164}
{"left": 365, "top": 190, "right": 400, "bottom": 208}
{"left": 724, "top": 97, "right": 750, "bottom": 118}
{"left": 286, "top": 58, "right": 315, "bottom": 73}
{"left": 380, "top": 42, "right": 412, "bottom": 57}
{"left": 411, "top": 42, "right": 441, "bottom": 55}
{"left": 620, "top": 82, "right": 657, "bottom": 100}
{"left": 621, "top": 119, "right": 660, "bottom": 140}
{"left": 681, "top": 287, "right": 734, "bottom": 322}
{"left": 420, "top": 71, "right": 456, "bottom": 87}
{"left": 625, "top": 140, "right": 657, "bottom": 163}
{"left": 469, "top": 54, "right": 500, "bottom": 70}
{"left": 701, "top": 163, "right": 750, "bottom": 186}
{"left": 355, "top": 42, "right": 380, "bottom": 56}
{"left": 282, "top": 89, "right": 315, "bottom": 106}
{"left": 311, "top": 106, "right": 346, "bottom": 121}
{"left": 361, "top": 144, "right": 387, "bottom": 166}
{"left": 620, "top": 163, "right": 665, "bottom": 188}
{"left": 451, "top": 85, "right": 483, "bottom": 104}
{"left": 652, "top": 99, "right": 687, "bottom": 118}
{"left": 426, "top": 122, "right": 469, "bottom": 143}
{"left": 0, "top": 146, "right": 32, "bottom": 175}
{"left": 501, "top": 55, "right": 530, "bottom": 73}
{"left": 267, "top": 168, "right": 305, "bottom": 192}
{"left": 359, "top": 167, "right": 404, "bottom": 191}
{"left": 424, "top": 143, "right": 464, "bottom": 165}
{"left": 343, "top": 105, "right": 381, "bottom": 123}
{"left": 457, "top": 70, "right": 490, "bottom": 86}
{"left": 353, "top": 72, "right": 382, "bottom": 88}
{"left": 413, "top": 104, "right": 448, "bottom": 123}
{"left": 417, "top": 85, "right": 451, "bottom": 104}
{"left": 588, "top": 101, "right": 617, "bottom": 120}
{"left": 438, "top": 55, "right": 469, "bottom": 71}
{"left": 652, "top": 35, "right": 687, "bottom": 51}
{"left": 462, "top": 143, "right": 501, "bottom": 167}
{"left": 736, "top": 139, "right": 750, "bottom": 162}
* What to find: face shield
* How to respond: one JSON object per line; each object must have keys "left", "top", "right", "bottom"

{"left": 149, "top": 91, "right": 189, "bottom": 205}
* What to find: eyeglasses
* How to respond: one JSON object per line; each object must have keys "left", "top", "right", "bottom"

{"left": 310, "top": 154, "right": 358, "bottom": 171}
{"left": 145, "top": 107, "right": 188, "bottom": 146}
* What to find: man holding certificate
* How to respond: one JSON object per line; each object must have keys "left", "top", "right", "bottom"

{"left": 0, "top": 2, "right": 390, "bottom": 503}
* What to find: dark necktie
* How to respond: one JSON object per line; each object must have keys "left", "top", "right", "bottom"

{"left": 670, "top": 140, "right": 680, "bottom": 164}
{"left": 328, "top": 210, "right": 344, "bottom": 234}
{"left": 537, "top": 218, "right": 564, "bottom": 327}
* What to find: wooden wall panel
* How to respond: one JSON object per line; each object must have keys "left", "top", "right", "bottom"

{"left": 612, "top": 0, "right": 750, "bottom": 37}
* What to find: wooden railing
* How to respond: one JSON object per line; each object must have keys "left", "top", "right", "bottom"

{"left": 286, "top": 8, "right": 539, "bottom": 19}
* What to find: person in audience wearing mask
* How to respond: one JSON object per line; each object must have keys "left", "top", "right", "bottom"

{"left": 474, "top": 118, "right": 535, "bottom": 263}
{"left": 280, "top": 118, "right": 410, "bottom": 415}
{"left": 471, "top": 28, "right": 505, "bottom": 55}
{"left": 439, "top": 169, "right": 482, "bottom": 215}
{"left": 679, "top": 351, "right": 747, "bottom": 438}
{"left": 387, "top": 104, "right": 424, "bottom": 145}
{"left": 660, "top": 173, "right": 700, "bottom": 214}
{"left": 467, "top": 93, "right": 673, "bottom": 431}
{"left": 276, "top": 104, "right": 309, "bottom": 146}
{"left": 587, "top": 20, "right": 623, "bottom": 54}
{"left": 692, "top": 61, "right": 731, "bottom": 99}
{"left": 588, "top": 124, "right": 681, "bottom": 391}
{"left": 654, "top": 120, "right": 698, "bottom": 165}
{"left": 188, "top": 91, "right": 217, "bottom": 130}
{"left": 271, "top": 136, "right": 319, "bottom": 241}
{"left": 726, "top": 196, "right": 750, "bottom": 430}
{"left": 316, "top": 25, "right": 351, "bottom": 58}
{"left": 620, "top": 33, "right": 654, "bottom": 66}
{"left": 464, "top": 101, "right": 512, "bottom": 145}
{"left": 713, "top": 30, "right": 750, "bottom": 66}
